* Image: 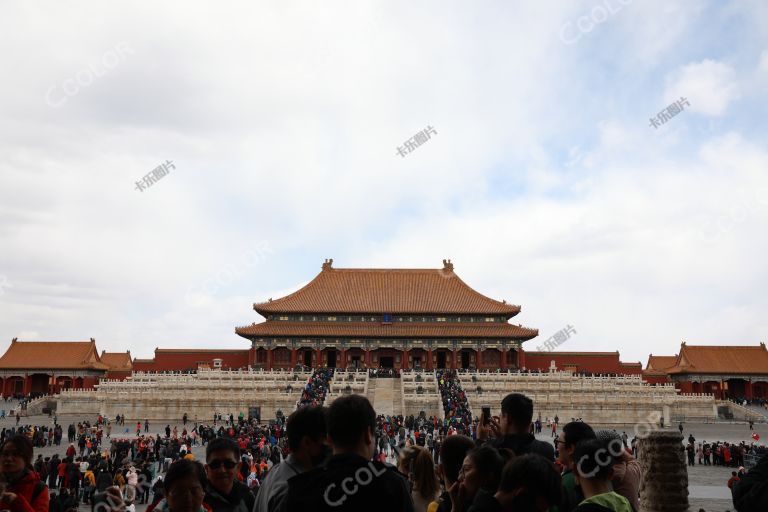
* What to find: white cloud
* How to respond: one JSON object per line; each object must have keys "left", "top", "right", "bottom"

{"left": 0, "top": 0, "right": 766, "bottom": 366}
{"left": 664, "top": 59, "right": 740, "bottom": 116}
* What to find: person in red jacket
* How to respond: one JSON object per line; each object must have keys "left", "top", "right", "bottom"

{"left": 0, "top": 434, "right": 50, "bottom": 512}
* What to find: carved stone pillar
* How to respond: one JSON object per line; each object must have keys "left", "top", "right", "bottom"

{"left": 637, "top": 430, "right": 688, "bottom": 512}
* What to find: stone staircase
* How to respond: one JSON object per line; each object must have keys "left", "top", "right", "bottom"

{"left": 372, "top": 378, "right": 395, "bottom": 417}
{"left": 722, "top": 401, "right": 768, "bottom": 423}
{"left": 392, "top": 378, "right": 403, "bottom": 416}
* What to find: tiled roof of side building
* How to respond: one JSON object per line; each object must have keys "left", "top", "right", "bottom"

{"left": 236, "top": 321, "right": 538, "bottom": 340}
{"left": 666, "top": 343, "right": 768, "bottom": 375}
{"left": 0, "top": 339, "right": 110, "bottom": 370}
{"left": 253, "top": 260, "right": 521, "bottom": 316}
{"left": 100, "top": 351, "right": 133, "bottom": 371}
{"left": 645, "top": 355, "right": 678, "bottom": 371}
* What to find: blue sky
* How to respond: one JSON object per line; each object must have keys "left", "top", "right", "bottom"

{"left": 1, "top": 0, "right": 767, "bottom": 364}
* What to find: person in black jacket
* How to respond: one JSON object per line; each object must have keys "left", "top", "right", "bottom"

{"left": 282, "top": 394, "right": 414, "bottom": 512}
{"left": 203, "top": 437, "right": 255, "bottom": 512}
{"left": 435, "top": 435, "right": 476, "bottom": 512}
{"left": 467, "top": 454, "right": 561, "bottom": 512}
{"left": 733, "top": 453, "right": 768, "bottom": 511}
{"left": 476, "top": 393, "right": 555, "bottom": 462}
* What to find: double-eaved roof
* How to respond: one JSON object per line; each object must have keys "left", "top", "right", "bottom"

{"left": 253, "top": 261, "right": 521, "bottom": 316}
{"left": 238, "top": 261, "right": 537, "bottom": 341}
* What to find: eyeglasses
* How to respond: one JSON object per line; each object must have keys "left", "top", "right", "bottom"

{"left": 207, "top": 459, "right": 237, "bottom": 470}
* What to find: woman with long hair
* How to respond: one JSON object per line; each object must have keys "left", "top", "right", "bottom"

{"left": 398, "top": 446, "right": 440, "bottom": 512}
{"left": 0, "top": 434, "right": 50, "bottom": 512}
{"left": 448, "top": 445, "right": 505, "bottom": 512}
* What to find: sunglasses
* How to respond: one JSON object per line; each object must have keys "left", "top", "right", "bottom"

{"left": 208, "top": 459, "right": 237, "bottom": 470}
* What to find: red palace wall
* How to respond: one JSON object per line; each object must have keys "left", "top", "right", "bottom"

{"left": 104, "top": 370, "right": 131, "bottom": 381}
{"left": 133, "top": 350, "right": 251, "bottom": 372}
{"left": 523, "top": 352, "right": 642, "bottom": 375}
{"left": 642, "top": 374, "right": 672, "bottom": 385}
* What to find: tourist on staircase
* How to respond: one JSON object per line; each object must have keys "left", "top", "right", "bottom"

{"left": 435, "top": 370, "right": 472, "bottom": 434}
{"left": 298, "top": 368, "right": 334, "bottom": 407}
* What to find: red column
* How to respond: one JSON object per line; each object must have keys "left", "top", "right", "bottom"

{"left": 451, "top": 350, "right": 457, "bottom": 369}
{"left": 316, "top": 349, "right": 322, "bottom": 367}
{"left": 23, "top": 375, "right": 30, "bottom": 395}
{"left": 402, "top": 350, "right": 409, "bottom": 370}
{"left": 340, "top": 349, "right": 347, "bottom": 369}
{"left": 746, "top": 380, "right": 754, "bottom": 399}
{"left": 427, "top": 349, "right": 433, "bottom": 370}
{"left": 290, "top": 349, "right": 297, "bottom": 367}
{"left": 518, "top": 348, "right": 526, "bottom": 369}
{"left": 500, "top": 349, "right": 507, "bottom": 370}
{"left": 266, "top": 349, "right": 273, "bottom": 370}
{"left": 365, "top": 350, "right": 371, "bottom": 368}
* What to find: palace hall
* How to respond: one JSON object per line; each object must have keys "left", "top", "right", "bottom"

{"left": 235, "top": 259, "right": 537, "bottom": 370}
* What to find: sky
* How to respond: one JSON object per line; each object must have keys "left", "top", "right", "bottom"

{"left": 1, "top": 0, "right": 767, "bottom": 364}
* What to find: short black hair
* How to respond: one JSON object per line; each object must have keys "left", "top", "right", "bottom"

{"left": 205, "top": 437, "right": 240, "bottom": 462}
{"left": 439, "top": 435, "right": 475, "bottom": 484}
{"left": 326, "top": 394, "right": 376, "bottom": 449}
{"left": 164, "top": 459, "right": 207, "bottom": 493}
{"left": 499, "top": 454, "right": 561, "bottom": 507}
{"left": 466, "top": 445, "right": 505, "bottom": 493}
{"left": 563, "top": 421, "right": 596, "bottom": 448}
{"left": 0, "top": 435, "right": 34, "bottom": 468}
{"left": 500, "top": 393, "right": 533, "bottom": 430}
{"left": 287, "top": 406, "right": 327, "bottom": 452}
{"left": 573, "top": 439, "right": 613, "bottom": 480}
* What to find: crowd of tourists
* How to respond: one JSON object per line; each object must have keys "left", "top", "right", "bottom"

{"left": 435, "top": 370, "right": 473, "bottom": 435}
{"left": 684, "top": 437, "right": 768, "bottom": 468}
{"left": 1, "top": 371, "right": 767, "bottom": 512}
{"left": 369, "top": 368, "right": 400, "bottom": 378}
{"left": 0, "top": 409, "right": 293, "bottom": 512}
{"left": 297, "top": 368, "right": 333, "bottom": 407}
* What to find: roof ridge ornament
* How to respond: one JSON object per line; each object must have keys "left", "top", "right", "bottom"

{"left": 442, "top": 259, "right": 454, "bottom": 271}
{"left": 322, "top": 258, "right": 334, "bottom": 270}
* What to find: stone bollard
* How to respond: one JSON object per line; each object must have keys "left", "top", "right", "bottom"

{"left": 636, "top": 430, "right": 689, "bottom": 512}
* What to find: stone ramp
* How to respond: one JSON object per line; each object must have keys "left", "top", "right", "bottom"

{"left": 392, "top": 378, "right": 403, "bottom": 416}
{"left": 372, "top": 378, "right": 395, "bottom": 416}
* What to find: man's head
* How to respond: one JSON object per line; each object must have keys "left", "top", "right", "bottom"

{"left": 437, "top": 434, "right": 475, "bottom": 488}
{"left": 558, "top": 422, "right": 596, "bottom": 467}
{"left": 287, "top": 406, "right": 327, "bottom": 467}
{"left": 572, "top": 439, "right": 614, "bottom": 498}
{"left": 496, "top": 454, "right": 561, "bottom": 511}
{"left": 326, "top": 395, "right": 376, "bottom": 458}
{"left": 204, "top": 437, "right": 240, "bottom": 494}
{"left": 500, "top": 393, "right": 533, "bottom": 434}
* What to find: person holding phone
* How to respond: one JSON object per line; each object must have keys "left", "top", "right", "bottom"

{"left": 477, "top": 393, "right": 555, "bottom": 462}
{"left": 0, "top": 435, "right": 49, "bottom": 512}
